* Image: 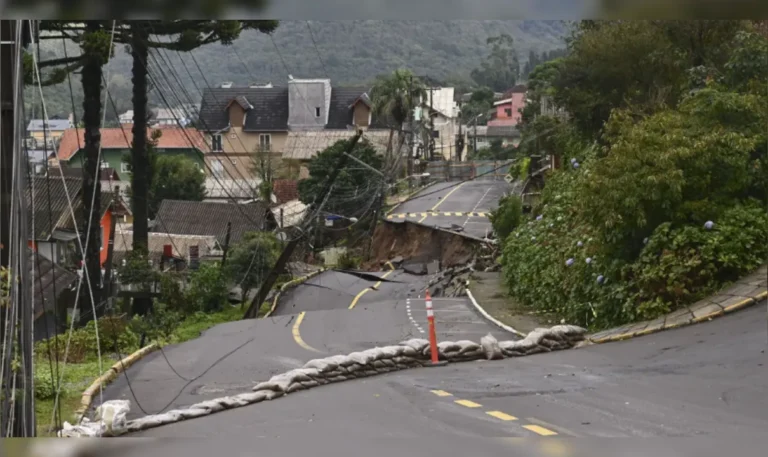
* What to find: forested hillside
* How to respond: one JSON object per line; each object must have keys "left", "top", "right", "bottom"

{"left": 26, "top": 20, "right": 568, "bottom": 120}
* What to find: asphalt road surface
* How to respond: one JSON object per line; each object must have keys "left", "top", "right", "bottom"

{"left": 121, "top": 302, "right": 767, "bottom": 456}
{"left": 100, "top": 268, "right": 511, "bottom": 420}
{"left": 387, "top": 180, "right": 512, "bottom": 238}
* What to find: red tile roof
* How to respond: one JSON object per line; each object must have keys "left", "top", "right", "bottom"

{"left": 272, "top": 179, "right": 299, "bottom": 204}
{"left": 56, "top": 125, "right": 208, "bottom": 161}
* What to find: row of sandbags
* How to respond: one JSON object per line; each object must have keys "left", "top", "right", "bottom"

{"left": 59, "top": 325, "right": 586, "bottom": 438}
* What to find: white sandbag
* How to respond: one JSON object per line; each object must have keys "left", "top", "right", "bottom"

{"left": 480, "top": 333, "right": 505, "bottom": 360}
{"left": 303, "top": 357, "right": 338, "bottom": 373}
{"left": 94, "top": 399, "right": 131, "bottom": 436}
{"left": 400, "top": 338, "right": 430, "bottom": 352}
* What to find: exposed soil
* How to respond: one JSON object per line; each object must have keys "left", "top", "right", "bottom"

{"left": 363, "top": 220, "right": 480, "bottom": 270}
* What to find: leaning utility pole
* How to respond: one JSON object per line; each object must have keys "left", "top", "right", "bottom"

{"left": 243, "top": 131, "right": 364, "bottom": 319}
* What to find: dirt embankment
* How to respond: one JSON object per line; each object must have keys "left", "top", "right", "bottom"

{"left": 364, "top": 220, "right": 481, "bottom": 270}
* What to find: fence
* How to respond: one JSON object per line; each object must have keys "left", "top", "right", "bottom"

{"left": 425, "top": 160, "right": 513, "bottom": 182}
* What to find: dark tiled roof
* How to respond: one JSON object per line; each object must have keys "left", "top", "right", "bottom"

{"left": 54, "top": 166, "right": 121, "bottom": 181}
{"left": 57, "top": 191, "right": 114, "bottom": 232}
{"left": 199, "top": 87, "right": 289, "bottom": 132}
{"left": 26, "top": 176, "right": 115, "bottom": 239}
{"left": 486, "top": 125, "right": 521, "bottom": 138}
{"left": 26, "top": 176, "right": 83, "bottom": 240}
{"left": 29, "top": 248, "right": 77, "bottom": 317}
{"left": 326, "top": 86, "right": 388, "bottom": 129}
{"left": 153, "top": 200, "right": 273, "bottom": 245}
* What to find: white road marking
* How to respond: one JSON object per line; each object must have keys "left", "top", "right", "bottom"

{"left": 464, "top": 187, "right": 493, "bottom": 228}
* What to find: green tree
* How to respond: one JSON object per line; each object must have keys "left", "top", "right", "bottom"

{"left": 298, "top": 138, "right": 383, "bottom": 215}
{"left": 149, "top": 155, "right": 207, "bottom": 218}
{"left": 370, "top": 69, "right": 426, "bottom": 174}
{"left": 470, "top": 34, "right": 520, "bottom": 92}
{"left": 224, "top": 232, "right": 281, "bottom": 305}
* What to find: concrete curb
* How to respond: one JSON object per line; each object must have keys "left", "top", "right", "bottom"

{"left": 465, "top": 280, "right": 527, "bottom": 338}
{"left": 263, "top": 268, "right": 326, "bottom": 318}
{"left": 75, "top": 343, "right": 158, "bottom": 422}
{"left": 587, "top": 267, "right": 767, "bottom": 345}
{"left": 385, "top": 181, "right": 438, "bottom": 216}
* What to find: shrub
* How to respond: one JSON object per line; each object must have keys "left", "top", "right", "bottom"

{"left": 185, "top": 262, "right": 228, "bottom": 313}
{"left": 626, "top": 201, "right": 768, "bottom": 320}
{"left": 489, "top": 194, "right": 523, "bottom": 241}
{"left": 337, "top": 250, "right": 362, "bottom": 270}
{"left": 35, "top": 316, "right": 140, "bottom": 364}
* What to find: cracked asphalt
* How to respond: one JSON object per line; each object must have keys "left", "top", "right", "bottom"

{"left": 121, "top": 302, "right": 767, "bottom": 455}
{"left": 387, "top": 180, "right": 512, "bottom": 238}
{"left": 98, "top": 180, "right": 768, "bottom": 453}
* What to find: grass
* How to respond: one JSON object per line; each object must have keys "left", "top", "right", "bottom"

{"left": 33, "top": 304, "right": 245, "bottom": 436}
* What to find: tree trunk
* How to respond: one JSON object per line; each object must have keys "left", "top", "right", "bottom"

{"left": 130, "top": 23, "right": 152, "bottom": 316}
{"left": 80, "top": 21, "right": 104, "bottom": 323}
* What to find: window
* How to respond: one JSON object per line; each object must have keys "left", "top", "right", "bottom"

{"left": 504, "top": 108, "right": 512, "bottom": 116}
{"left": 211, "top": 159, "right": 224, "bottom": 177}
{"left": 120, "top": 162, "right": 130, "bottom": 173}
{"left": 315, "top": 107, "right": 321, "bottom": 117}
{"left": 259, "top": 134, "right": 271, "bottom": 152}
{"left": 100, "top": 224, "right": 105, "bottom": 251}
{"left": 211, "top": 134, "right": 223, "bottom": 152}
{"left": 432, "top": 130, "right": 440, "bottom": 138}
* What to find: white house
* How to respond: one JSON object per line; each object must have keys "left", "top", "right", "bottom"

{"left": 413, "top": 86, "right": 463, "bottom": 161}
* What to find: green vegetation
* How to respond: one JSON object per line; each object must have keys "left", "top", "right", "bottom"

{"left": 298, "top": 137, "right": 384, "bottom": 215}
{"left": 502, "top": 21, "right": 768, "bottom": 330}
{"left": 489, "top": 195, "right": 523, "bottom": 241}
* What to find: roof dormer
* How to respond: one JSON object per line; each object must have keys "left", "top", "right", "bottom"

{"left": 225, "top": 95, "right": 253, "bottom": 128}
{"left": 350, "top": 93, "right": 372, "bottom": 128}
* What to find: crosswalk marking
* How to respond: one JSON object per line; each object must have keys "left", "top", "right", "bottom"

{"left": 386, "top": 211, "right": 490, "bottom": 220}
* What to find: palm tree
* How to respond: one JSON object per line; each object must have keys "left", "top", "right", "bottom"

{"left": 370, "top": 69, "right": 426, "bottom": 179}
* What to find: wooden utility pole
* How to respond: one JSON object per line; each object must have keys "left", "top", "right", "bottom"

{"left": 244, "top": 131, "right": 363, "bottom": 319}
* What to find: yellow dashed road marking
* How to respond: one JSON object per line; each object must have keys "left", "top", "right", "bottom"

{"left": 523, "top": 424, "right": 558, "bottom": 436}
{"left": 443, "top": 211, "right": 451, "bottom": 216}
{"left": 292, "top": 312, "right": 321, "bottom": 353}
{"left": 455, "top": 399, "right": 482, "bottom": 408}
{"left": 430, "top": 390, "right": 453, "bottom": 397}
{"left": 486, "top": 411, "right": 517, "bottom": 421}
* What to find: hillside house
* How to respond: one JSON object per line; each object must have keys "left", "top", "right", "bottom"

{"left": 198, "top": 79, "right": 393, "bottom": 177}
{"left": 414, "top": 86, "right": 464, "bottom": 161}
{"left": 28, "top": 249, "right": 78, "bottom": 341}
{"left": 54, "top": 126, "right": 207, "bottom": 181}
{"left": 112, "top": 229, "right": 223, "bottom": 270}
{"left": 26, "top": 116, "right": 73, "bottom": 145}
{"left": 488, "top": 85, "right": 528, "bottom": 127}
{"left": 26, "top": 176, "right": 129, "bottom": 268}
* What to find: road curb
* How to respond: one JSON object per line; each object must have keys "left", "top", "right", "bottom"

{"left": 385, "top": 181, "right": 438, "bottom": 216}
{"left": 465, "top": 280, "right": 527, "bottom": 338}
{"left": 263, "top": 268, "right": 326, "bottom": 318}
{"left": 75, "top": 343, "right": 158, "bottom": 422}
{"left": 587, "top": 270, "right": 767, "bottom": 345}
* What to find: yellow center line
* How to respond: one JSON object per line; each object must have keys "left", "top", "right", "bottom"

{"left": 430, "top": 390, "right": 453, "bottom": 397}
{"left": 486, "top": 411, "right": 518, "bottom": 421}
{"left": 418, "top": 182, "right": 465, "bottom": 223}
{"left": 292, "top": 312, "right": 321, "bottom": 353}
{"left": 349, "top": 269, "right": 395, "bottom": 309}
{"left": 523, "top": 424, "right": 558, "bottom": 436}
{"left": 455, "top": 399, "right": 482, "bottom": 408}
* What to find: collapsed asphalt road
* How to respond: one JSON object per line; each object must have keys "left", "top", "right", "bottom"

{"left": 387, "top": 180, "right": 511, "bottom": 238}
{"left": 100, "top": 268, "right": 510, "bottom": 420}
{"left": 128, "top": 302, "right": 768, "bottom": 453}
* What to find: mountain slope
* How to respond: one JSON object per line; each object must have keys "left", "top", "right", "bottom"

{"left": 27, "top": 20, "right": 569, "bottom": 120}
